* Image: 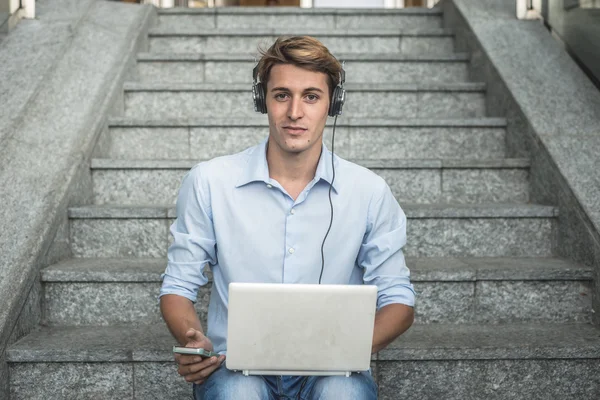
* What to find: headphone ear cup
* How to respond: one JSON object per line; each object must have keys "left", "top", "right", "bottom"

{"left": 256, "top": 82, "right": 267, "bottom": 114}
{"left": 328, "top": 85, "right": 345, "bottom": 117}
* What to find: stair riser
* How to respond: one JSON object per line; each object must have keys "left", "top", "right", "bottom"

{"left": 148, "top": 35, "right": 454, "bottom": 55}
{"left": 10, "top": 359, "right": 600, "bottom": 400}
{"left": 42, "top": 280, "right": 591, "bottom": 326}
{"left": 378, "top": 359, "right": 600, "bottom": 400}
{"left": 123, "top": 91, "right": 486, "bottom": 119}
{"left": 104, "top": 126, "right": 507, "bottom": 160}
{"left": 157, "top": 14, "right": 443, "bottom": 31}
{"left": 91, "top": 168, "right": 529, "bottom": 205}
{"left": 44, "top": 283, "right": 210, "bottom": 327}
{"left": 135, "top": 60, "right": 469, "bottom": 84}
{"left": 69, "top": 217, "right": 555, "bottom": 258}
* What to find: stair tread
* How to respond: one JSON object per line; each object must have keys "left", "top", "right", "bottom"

{"left": 90, "top": 158, "right": 530, "bottom": 170}
{"left": 137, "top": 52, "right": 470, "bottom": 62}
{"left": 41, "top": 257, "right": 593, "bottom": 283}
{"left": 107, "top": 116, "right": 507, "bottom": 127}
{"left": 123, "top": 81, "right": 485, "bottom": 92}
{"left": 157, "top": 7, "right": 443, "bottom": 16}
{"left": 8, "top": 322, "right": 600, "bottom": 363}
{"left": 68, "top": 203, "right": 559, "bottom": 219}
{"left": 148, "top": 27, "right": 453, "bottom": 37}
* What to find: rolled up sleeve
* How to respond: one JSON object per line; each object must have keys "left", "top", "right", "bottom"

{"left": 357, "top": 181, "right": 415, "bottom": 310}
{"left": 159, "top": 164, "right": 217, "bottom": 303}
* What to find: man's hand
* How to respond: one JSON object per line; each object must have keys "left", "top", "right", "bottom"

{"left": 175, "top": 328, "right": 226, "bottom": 385}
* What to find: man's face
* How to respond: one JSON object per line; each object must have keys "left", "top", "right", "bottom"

{"left": 265, "top": 64, "right": 330, "bottom": 156}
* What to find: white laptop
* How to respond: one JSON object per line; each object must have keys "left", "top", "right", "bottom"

{"left": 226, "top": 282, "right": 377, "bottom": 377}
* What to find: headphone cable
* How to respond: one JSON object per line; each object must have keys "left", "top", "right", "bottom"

{"left": 318, "top": 114, "right": 337, "bottom": 284}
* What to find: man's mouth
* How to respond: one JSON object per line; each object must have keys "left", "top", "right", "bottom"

{"left": 283, "top": 126, "right": 307, "bottom": 134}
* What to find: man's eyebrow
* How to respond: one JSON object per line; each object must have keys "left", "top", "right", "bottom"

{"left": 271, "top": 87, "right": 326, "bottom": 94}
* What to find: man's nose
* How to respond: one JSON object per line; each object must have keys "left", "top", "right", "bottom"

{"left": 287, "top": 96, "right": 304, "bottom": 120}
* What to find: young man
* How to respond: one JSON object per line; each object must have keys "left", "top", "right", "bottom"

{"left": 159, "top": 36, "right": 415, "bottom": 399}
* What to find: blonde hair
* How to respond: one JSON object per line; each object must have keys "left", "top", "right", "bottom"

{"left": 256, "top": 36, "right": 342, "bottom": 99}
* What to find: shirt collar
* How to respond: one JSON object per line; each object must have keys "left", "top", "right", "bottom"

{"left": 236, "top": 137, "right": 339, "bottom": 193}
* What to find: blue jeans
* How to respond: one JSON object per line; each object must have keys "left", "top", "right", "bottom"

{"left": 193, "top": 363, "right": 378, "bottom": 400}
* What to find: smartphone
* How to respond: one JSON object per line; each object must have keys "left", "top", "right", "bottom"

{"left": 172, "top": 346, "right": 219, "bottom": 358}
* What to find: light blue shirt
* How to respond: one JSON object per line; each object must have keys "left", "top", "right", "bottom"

{"left": 159, "top": 138, "right": 415, "bottom": 354}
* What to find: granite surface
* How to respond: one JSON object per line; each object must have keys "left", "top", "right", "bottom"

{"left": 405, "top": 218, "right": 554, "bottom": 257}
{"left": 107, "top": 126, "right": 190, "bottom": 159}
{"left": 441, "top": 168, "right": 529, "bottom": 203}
{"left": 133, "top": 362, "right": 192, "bottom": 400}
{"left": 91, "top": 163, "right": 528, "bottom": 205}
{"left": 92, "top": 169, "right": 183, "bottom": 205}
{"left": 124, "top": 91, "right": 252, "bottom": 119}
{"left": 42, "top": 256, "right": 592, "bottom": 283}
{"left": 138, "top": 59, "right": 469, "bottom": 84}
{"left": 42, "top": 273, "right": 588, "bottom": 325}
{"left": 380, "top": 322, "right": 600, "bottom": 360}
{"left": 157, "top": 7, "right": 442, "bottom": 15}
{"left": 70, "top": 219, "right": 167, "bottom": 258}
{"left": 0, "top": 0, "right": 95, "bottom": 144}
{"left": 216, "top": 14, "right": 336, "bottom": 30}
{"left": 67, "top": 205, "right": 556, "bottom": 258}
{"left": 475, "top": 280, "right": 592, "bottom": 323}
{"left": 106, "top": 122, "right": 507, "bottom": 159}
{"left": 204, "top": 60, "right": 254, "bottom": 83}
{"left": 11, "top": 322, "right": 600, "bottom": 363}
{"left": 44, "top": 282, "right": 211, "bottom": 326}
{"left": 41, "top": 258, "right": 167, "bottom": 282}
{"left": 334, "top": 14, "right": 442, "bottom": 30}
{"left": 190, "top": 127, "right": 268, "bottom": 158}
{"left": 123, "top": 87, "right": 486, "bottom": 119}
{"left": 347, "top": 60, "right": 468, "bottom": 83}
{"left": 157, "top": 14, "right": 216, "bottom": 32}
{"left": 73, "top": 203, "right": 557, "bottom": 219}
{"left": 0, "top": 0, "right": 153, "bottom": 389}
{"left": 448, "top": 0, "right": 600, "bottom": 271}
{"left": 530, "top": 148, "right": 598, "bottom": 267}
{"left": 7, "top": 324, "right": 177, "bottom": 362}
{"left": 148, "top": 35, "right": 454, "bottom": 55}
{"left": 400, "top": 203, "right": 557, "bottom": 218}
{"left": 10, "top": 363, "right": 133, "bottom": 400}
{"left": 136, "top": 60, "right": 204, "bottom": 83}
{"left": 377, "top": 359, "right": 600, "bottom": 400}
{"left": 400, "top": 36, "right": 454, "bottom": 55}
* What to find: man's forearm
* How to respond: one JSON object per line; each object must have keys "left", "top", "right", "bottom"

{"left": 371, "top": 303, "right": 414, "bottom": 354}
{"left": 160, "top": 294, "right": 204, "bottom": 345}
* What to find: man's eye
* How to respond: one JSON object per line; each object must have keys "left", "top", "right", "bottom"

{"left": 306, "top": 94, "right": 319, "bottom": 101}
{"left": 275, "top": 93, "right": 288, "bottom": 100}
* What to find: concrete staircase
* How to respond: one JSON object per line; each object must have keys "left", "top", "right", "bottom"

{"left": 7, "top": 6, "right": 600, "bottom": 400}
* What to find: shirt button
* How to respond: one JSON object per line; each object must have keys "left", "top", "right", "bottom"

{"left": 266, "top": 184, "right": 273, "bottom": 189}
{"left": 290, "top": 208, "right": 295, "bottom": 215}
{"left": 288, "top": 248, "right": 295, "bottom": 254}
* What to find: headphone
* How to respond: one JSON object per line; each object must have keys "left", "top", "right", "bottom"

{"left": 252, "top": 63, "right": 346, "bottom": 117}
{"left": 252, "top": 61, "right": 345, "bottom": 285}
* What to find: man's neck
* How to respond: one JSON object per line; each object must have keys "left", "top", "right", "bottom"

{"left": 266, "top": 137, "right": 322, "bottom": 193}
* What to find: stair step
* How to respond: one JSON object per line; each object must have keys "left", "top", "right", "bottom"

{"left": 8, "top": 323, "right": 600, "bottom": 399}
{"left": 135, "top": 52, "right": 470, "bottom": 84}
{"left": 147, "top": 28, "right": 455, "bottom": 55}
{"left": 103, "top": 117, "right": 508, "bottom": 160}
{"left": 67, "top": 204, "right": 558, "bottom": 258}
{"left": 90, "top": 158, "right": 530, "bottom": 205}
{"left": 122, "top": 82, "right": 487, "bottom": 119}
{"left": 39, "top": 257, "right": 592, "bottom": 326}
{"left": 156, "top": 7, "right": 443, "bottom": 32}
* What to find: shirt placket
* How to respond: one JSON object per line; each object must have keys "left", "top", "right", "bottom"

{"left": 281, "top": 179, "right": 319, "bottom": 283}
